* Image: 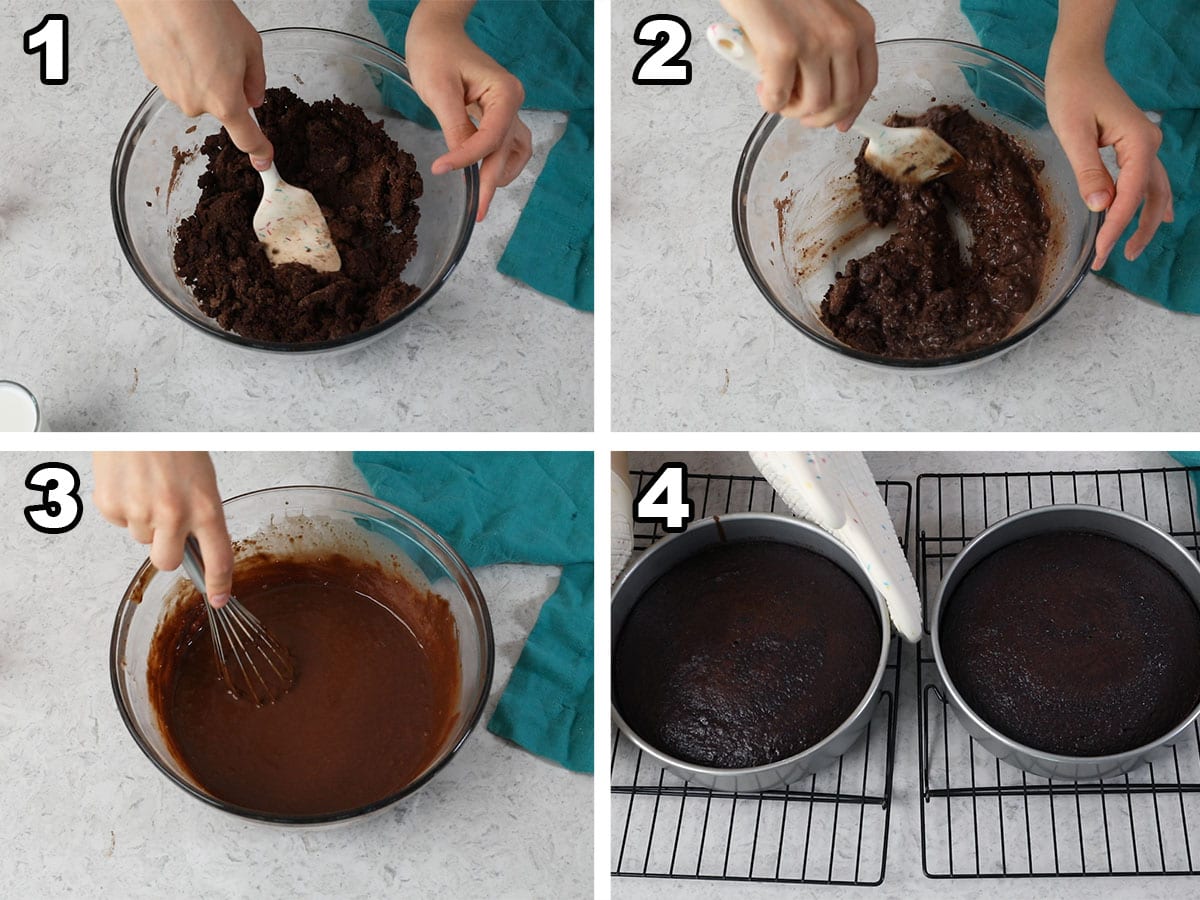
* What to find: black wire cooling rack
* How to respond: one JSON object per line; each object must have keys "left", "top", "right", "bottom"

{"left": 916, "top": 464, "right": 1200, "bottom": 879}
{"left": 611, "top": 469, "right": 911, "bottom": 886}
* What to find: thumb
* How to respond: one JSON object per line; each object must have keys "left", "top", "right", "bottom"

{"left": 418, "top": 74, "right": 478, "bottom": 174}
{"left": 1057, "top": 122, "right": 1116, "bottom": 212}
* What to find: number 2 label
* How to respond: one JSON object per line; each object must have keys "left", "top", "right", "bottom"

{"left": 634, "top": 463, "right": 695, "bottom": 532}
{"left": 633, "top": 15, "right": 692, "bottom": 86}
{"left": 24, "top": 14, "right": 69, "bottom": 86}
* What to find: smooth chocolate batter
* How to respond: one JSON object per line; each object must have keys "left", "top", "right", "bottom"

{"left": 173, "top": 87, "right": 423, "bottom": 344}
{"left": 821, "top": 105, "right": 1050, "bottom": 358}
{"left": 940, "top": 531, "right": 1200, "bottom": 757}
{"left": 614, "top": 540, "right": 881, "bottom": 769}
{"left": 147, "top": 552, "right": 460, "bottom": 816}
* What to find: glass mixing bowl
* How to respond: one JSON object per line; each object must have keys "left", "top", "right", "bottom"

{"left": 110, "top": 485, "right": 494, "bottom": 826}
{"left": 111, "top": 27, "right": 478, "bottom": 355}
{"left": 733, "top": 39, "right": 1101, "bottom": 371}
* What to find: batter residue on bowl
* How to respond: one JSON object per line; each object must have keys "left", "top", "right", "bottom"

{"left": 174, "top": 86, "right": 423, "bottom": 344}
{"left": 147, "top": 550, "right": 460, "bottom": 817}
{"left": 613, "top": 540, "right": 881, "bottom": 769}
{"left": 940, "top": 531, "right": 1200, "bottom": 757}
{"left": 820, "top": 105, "right": 1050, "bottom": 358}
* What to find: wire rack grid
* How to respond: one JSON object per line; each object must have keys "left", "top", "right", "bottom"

{"left": 917, "top": 464, "right": 1200, "bottom": 879}
{"left": 611, "top": 469, "right": 912, "bottom": 886}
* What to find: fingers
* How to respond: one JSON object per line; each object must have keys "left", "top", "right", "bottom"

{"left": 149, "top": 522, "right": 187, "bottom": 573}
{"left": 243, "top": 42, "right": 267, "bottom": 108}
{"left": 837, "top": 35, "right": 878, "bottom": 132}
{"left": 421, "top": 73, "right": 482, "bottom": 174}
{"left": 1124, "top": 159, "right": 1171, "bottom": 262}
{"left": 1057, "top": 121, "right": 1117, "bottom": 216}
{"left": 433, "top": 76, "right": 524, "bottom": 175}
{"left": 1093, "top": 149, "right": 1151, "bottom": 270}
{"left": 476, "top": 120, "right": 532, "bottom": 221}
{"left": 758, "top": 49, "right": 798, "bottom": 114}
{"left": 193, "top": 514, "right": 234, "bottom": 609}
{"left": 218, "top": 104, "right": 274, "bottom": 170}
{"left": 502, "top": 121, "right": 533, "bottom": 185}
{"left": 1054, "top": 117, "right": 1120, "bottom": 270}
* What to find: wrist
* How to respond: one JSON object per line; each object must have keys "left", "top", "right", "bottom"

{"left": 412, "top": 0, "right": 473, "bottom": 28}
{"left": 1047, "top": 36, "right": 1107, "bottom": 76}
{"left": 1050, "top": 0, "right": 1113, "bottom": 67}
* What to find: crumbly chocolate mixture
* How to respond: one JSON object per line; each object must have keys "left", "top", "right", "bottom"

{"left": 614, "top": 540, "right": 881, "bottom": 769}
{"left": 174, "top": 87, "right": 423, "bottom": 344}
{"left": 147, "top": 551, "right": 460, "bottom": 816}
{"left": 821, "top": 105, "right": 1049, "bottom": 358}
{"left": 940, "top": 531, "right": 1200, "bottom": 757}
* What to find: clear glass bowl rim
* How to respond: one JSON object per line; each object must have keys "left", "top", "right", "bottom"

{"left": 109, "top": 26, "right": 480, "bottom": 354}
{"left": 108, "top": 483, "right": 496, "bottom": 826}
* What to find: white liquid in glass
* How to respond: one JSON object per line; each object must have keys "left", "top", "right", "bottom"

{"left": 0, "top": 382, "right": 38, "bottom": 431}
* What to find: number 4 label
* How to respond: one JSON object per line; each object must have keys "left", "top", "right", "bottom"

{"left": 24, "top": 14, "right": 69, "bottom": 86}
{"left": 634, "top": 463, "right": 695, "bottom": 533}
{"left": 633, "top": 15, "right": 692, "bottom": 85}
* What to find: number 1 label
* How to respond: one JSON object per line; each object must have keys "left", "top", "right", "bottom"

{"left": 24, "top": 14, "right": 69, "bottom": 86}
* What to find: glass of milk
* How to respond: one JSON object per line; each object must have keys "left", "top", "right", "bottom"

{"left": 0, "top": 381, "right": 45, "bottom": 431}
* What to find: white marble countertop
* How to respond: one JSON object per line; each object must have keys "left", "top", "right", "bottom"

{"left": 612, "top": 0, "right": 1199, "bottom": 432}
{"left": 0, "top": 451, "right": 591, "bottom": 898}
{"left": 616, "top": 450, "right": 1200, "bottom": 899}
{"left": 0, "top": 0, "right": 591, "bottom": 432}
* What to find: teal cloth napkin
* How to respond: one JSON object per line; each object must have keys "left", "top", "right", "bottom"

{"left": 1171, "top": 452, "right": 1200, "bottom": 472}
{"left": 353, "top": 451, "right": 593, "bottom": 773}
{"left": 962, "top": 0, "right": 1200, "bottom": 312}
{"left": 369, "top": 0, "right": 594, "bottom": 311}
{"left": 1170, "top": 453, "right": 1200, "bottom": 515}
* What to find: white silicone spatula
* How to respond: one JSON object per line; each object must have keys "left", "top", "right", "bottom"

{"left": 708, "top": 23, "right": 964, "bottom": 186}
{"left": 750, "top": 451, "right": 923, "bottom": 642}
{"left": 250, "top": 114, "right": 341, "bottom": 273}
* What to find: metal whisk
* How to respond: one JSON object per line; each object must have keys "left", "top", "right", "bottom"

{"left": 182, "top": 536, "right": 296, "bottom": 705}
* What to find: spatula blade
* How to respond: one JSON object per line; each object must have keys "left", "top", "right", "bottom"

{"left": 253, "top": 181, "right": 342, "bottom": 273}
{"left": 864, "top": 126, "right": 965, "bottom": 186}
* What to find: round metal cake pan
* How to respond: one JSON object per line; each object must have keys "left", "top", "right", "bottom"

{"left": 931, "top": 504, "right": 1200, "bottom": 781}
{"left": 611, "top": 513, "right": 892, "bottom": 792}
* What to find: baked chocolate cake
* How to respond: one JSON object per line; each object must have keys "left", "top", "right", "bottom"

{"left": 613, "top": 539, "right": 882, "bottom": 769}
{"left": 940, "top": 530, "right": 1200, "bottom": 757}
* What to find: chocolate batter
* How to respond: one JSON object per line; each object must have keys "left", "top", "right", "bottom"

{"left": 940, "top": 531, "right": 1200, "bottom": 757}
{"left": 173, "top": 87, "right": 423, "bottom": 344}
{"left": 613, "top": 540, "right": 881, "bottom": 769}
{"left": 147, "top": 551, "right": 460, "bottom": 817}
{"left": 821, "top": 105, "right": 1050, "bottom": 358}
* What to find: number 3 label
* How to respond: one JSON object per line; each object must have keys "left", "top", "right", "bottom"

{"left": 633, "top": 15, "right": 692, "bottom": 85}
{"left": 24, "top": 462, "right": 83, "bottom": 534}
{"left": 24, "top": 14, "right": 69, "bottom": 86}
{"left": 634, "top": 463, "right": 695, "bottom": 533}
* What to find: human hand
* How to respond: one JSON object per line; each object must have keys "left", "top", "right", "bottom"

{"left": 719, "top": 0, "right": 876, "bottom": 130}
{"left": 1046, "top": 53, "right": 1173, "bottom": 270}
{"left": 93, "top": 452, "right": 234, "bottom": 608}
{"left": 406, "top": 0, "right": 531, "bottom": 221}
{"left": 115, "top": 0, "right": 273, "bottom": 170}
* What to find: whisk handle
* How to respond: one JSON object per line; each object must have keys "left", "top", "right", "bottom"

{"left": 181, "top": 534, "right": 209, "bottom": 601}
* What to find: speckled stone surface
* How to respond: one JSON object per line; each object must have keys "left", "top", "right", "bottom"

{"left": 0, "top": 452, "right": 591, "bottom": 898}
{"left": 0, "top": 1, "right": 591, "bottom": 432}
{"left": 612, "top": 0, "right": 1200, "bottom": 432}
{"left": 616, "top": 451, "right": 1200, "bottom": 899}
